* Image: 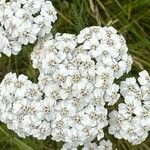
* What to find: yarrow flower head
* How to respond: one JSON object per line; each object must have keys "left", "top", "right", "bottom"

{"left": 109, "top": 70, "right": 150, "bottom": 145}
{"left": 0, "top": 0, "right": 57, "bottom": 56}
{"left": 30, "top": 26, "right": 132, "bottom": 148}
{"left": 0, "top": 72, "right": 53, "bottom": 140}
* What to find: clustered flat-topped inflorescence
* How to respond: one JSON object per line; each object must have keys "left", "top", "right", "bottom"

{"left": 0, "top": 73, "right": 113, "bottom": 150}
{"left": 0, "top": 73, "right": 48, "bottom": 139}
{"left": 109, "top": 70, "right": 150, "bottom": 145}
{"left": 31, "top": 26, "right": 132, "bottom": 149}
{"left": 0, "top": 0, "right": 57, "bottom": 56}
{"left": 0, "top": 26, "right": 133, "bottom": 150}
{"left": 0, "top": 3, "right": 149, "bottom": 148}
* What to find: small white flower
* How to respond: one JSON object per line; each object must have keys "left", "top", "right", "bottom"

{"left": 69, "top": 111, "right": 84, "bottom": 130}
{"left": 118, "top": 96, "right": 141, "bottom": 117}
{"left": 95, "top": 66, "right": 114, "bottom": 89}
{"left": 51, "top": 129, "right": 65, "bottom": 142}
{"left": 110, "top": 60, "right": 127, "bottom": 79}
{"left": 90, "top": 88, "right": 105, "bottom": 106}
{"left": 12, "top": 98, "right": 29, "bottom": 115}
{"left": 25, "top": 83, "right": 42, "bottom": 101}
{"left": 82, "top": 142, "right": 98, "bottom": 150}
{"left": 18, "top": 23, "right": 37, "bottom": 45}
{"left": 42, "top": 52, "right": 62, "bottom": 74}
{"left": 105, "top": 84, "right": 120, "bottom": 105}
{"left": 122, "top": 54, "right": 133, "bottom": 73}
{"left": 55, "top": 101, "right": 76, "bottom": 117}
{"left": 61, "top": 143, "right": 78, "bottom": 150}
{"left": 44, "top": 82, "right": 62, "bottom": 101}
{"left": 0, "top": 33, "right": 9, "bottom": 54}
{"left": 38, "top": 73, "right": 52, "bottom": 91}
{"left": 13, "top": 74, "right": 32, "bottom": 98}
{"left": 32, "top": 121, "right": 51, "bottom": 140}
{"left": 23, "top": 0, "right": 43, "bottom": 14}
{"left": 65, "top": 128, "right": 85, "bottom": 147}
{"left": 98, "top": 140, "right": 112, "bottom": 150}
{"left": 138, "top": 70, "right": 150, "bottom": 86}
{"left": 120, "top": 77, "right": 141, "bottom": 97}
{"left": 3, "top": 41, "right": 22, "bottom": 56}
{"left": 36, "top": 98, "right": 55, "bottom": 121}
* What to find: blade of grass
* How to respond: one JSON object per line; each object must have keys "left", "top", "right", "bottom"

{"left": 13, "top": 138, "right": 33, "bottom": 150}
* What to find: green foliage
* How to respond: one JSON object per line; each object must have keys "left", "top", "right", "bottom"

{"left": 0, "top": 0, "right": 150, "bottom": 149}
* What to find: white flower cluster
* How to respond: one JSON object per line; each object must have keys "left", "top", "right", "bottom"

{"left": 0, "top": 72, "right": 53, "bottom": 140}
{"left": 32, "top": 33, "right": 108, "bottom": 147}
{"left": 30, "top": 26, "right": 132, "bottom": 147}
{"left": 0, "top": 0, "right": 57, "bottom": 56}
{"left": 77, "top": 26, "right": 133, "bottom": 79}
{"left": 109, "top": 70, "right": 150, "bottom": 145}
{"left": 0, "top": 0, "right": 148, "bottom": 147}
{"left": 61, "top": 139, "right": 112, "bottom": 150}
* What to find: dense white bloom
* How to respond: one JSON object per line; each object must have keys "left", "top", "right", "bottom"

{"left": 0, "top": 0, "right": 57, "bottom": 56}
{"left": 109, "top": 70, "right": 150, "bottom": 145}
{"left": 77, "top": 26, "right": 133, "bottom": 79}
{"left": 0, "top": 26, "right": 133, "bottom": 149}
{"left": 0, "top": 72, "right": 52, "bottom": 140}
{"left": 30, "top": 26, "right": 132, "bottom": 148}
